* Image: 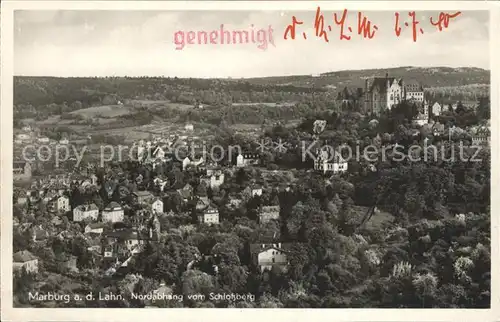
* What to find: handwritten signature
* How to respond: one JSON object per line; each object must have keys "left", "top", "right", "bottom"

{"left": 284, "top": 7, "right": 462, "bottom": 42}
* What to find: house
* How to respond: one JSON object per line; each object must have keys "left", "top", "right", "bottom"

{"left": 363, "top": 74, "right": 409, "bottom": 115}
{"left": 412, "top": 112, "right": 428, "bottom": 126}
{"left": 431, "top": 102, "right": 443, "bottom": 116}
{"left": 227, "top": 197, "right": 242, "bottom": 210}
{"left": 56, "top": 195, "right": 71, "bottom": 213}
{"left": 102, "top": 202, "right": 124, "bottom": 223}
{"left": 177, "top": 184, "right": 193, "bottom": 202}
{"left": 37, "top": 136, "right": 50, "bottom": 144}
{"left": 13, "top": 161, "right": 32, "bottom": 181}
{"left": 185, "top": 123, "right": 194, "bottom": 131}
{"left": 259, "top": 205, "right": 280, "bottom": 224}
{"left": 412, "top": 100, "right": 429, "bottom": 126}
{"left": 472, "top": 126, "right": 490, "bottom": 146}
{"left": 90, "top": 174, "right": 99, "bottom": 186}
{"left": 249, "top": 243, "right": 292, "bottom": 273}
{"left": 196, "top": 196, "right": 210, "bottom": 211}
{"left": 198, "top": 206, "right": 219, "bottom": 225}
{"left": 103, "top": 181, "right": 117, "bottom": 198}
{"left": 206, "top": 164, "right": 220, "bottom": 176}
{"left": 32, "top": 226, "right": 49, "bottom": 242}
{"left": 251, "top": 185, "right": 263, "bottom": 197}
{"left": 103, "top": 229, "right": 150, "bottom": 257}
{"left": 16, "top": 190, "right": 28, "bottom": 205}
{"left": 85, "top": 222, "right": 106, "bottom": 235}
{"left": 153, "top": 177, "right": 169, "bottom": 191}
{"left": 313, "top": 148, "right": 348, "bottom": 174}
{"left": 432, "top": 122, "right": 445, "bottom": 137}
{"left": 13, "top": 250, "right": 38, "bottom": 274}
{"left": 59, "top": 138, "right": 69, "bottom": 145}
{"left": 236, "top": 153, "right": 261, "bottom": 167}
{"left": 210, "top": 171, "right": 225, "bottom": 188}
{"left": 73, "top": 203, "right": 99, "bottom": 222}
{"left": 313, "top": 119, "right": 327, "bottom": 134}
{"left": 103, "top": 245, "right": 114, "bottom": 258}
{"left": 51, "top": 216, "right": 63, "bottom": 226}
{"left": 133, "top": 191, "right": 154, "bottom": 204}
{"left": 404, "top": 80, "right": 425, "bottom": 104}
{"left": 182, "top": 156, "right": 205, "bottom": 171}
{"left": 149, "top": 214, "right": 161, "bottom": 240}
{"left": 86, "top": 237, "right": 102, "bottom": 253}
{"left": 151, "top": 198, "right": 164, "bottom": 213}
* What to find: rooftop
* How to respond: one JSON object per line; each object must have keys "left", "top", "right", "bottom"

{"left": 104, "top": 201, "right": 122, "bottom": 210}
{"left": 133, "top": 191, "right": 153, "bottom": 197}
{"left": 13, "top": 250, "right": 37, "bottom": 263}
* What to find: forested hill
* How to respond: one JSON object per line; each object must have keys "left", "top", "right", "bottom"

{"left": 241, "top": 66, "right": 490, "bottom": 89}
{"left": 14, "top": 66, "right": 489, "bottom": 108}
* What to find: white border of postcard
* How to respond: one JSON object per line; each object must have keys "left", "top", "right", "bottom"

{"left": 1, "top": 1, "right": 499, "bottom": 321}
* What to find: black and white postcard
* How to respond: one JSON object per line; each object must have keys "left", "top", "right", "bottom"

{"left": 1, "top": 1, "right": 498, "bottom": 321}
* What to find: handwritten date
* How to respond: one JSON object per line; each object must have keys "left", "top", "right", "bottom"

{"left": 284, "top": 7, "right": 462, "bottom": 42}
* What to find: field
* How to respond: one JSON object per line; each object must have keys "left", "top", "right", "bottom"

{"left": 232, "top": 102, "right": 296, "bottom": 108}
{"left": 70, "top": 105, "right": 133, "bottom": 118}
{"left": 351, "top": 205, "right": 395, "bottom": 231}
{"left": 130, "top": 100, "right": 194, "bottom": 111}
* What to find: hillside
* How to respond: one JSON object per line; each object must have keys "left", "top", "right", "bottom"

{"left": 13, "top": 66, "right": 489, "bottom": 123}
{"left": 240, "top": 66, "right": 490, "bottom": 89}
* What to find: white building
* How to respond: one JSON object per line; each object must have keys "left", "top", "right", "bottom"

{"left": 251, "top": 243, "right": 289, "bottom": 273}
{"left": 313, "top": 149, "right": 348, "bottom": 174}
{"left": 73, "top": 203, "right": 99, "bottom": 222}
{"left": 236, "top": 153, "right": 260, "bottom": 167}
{"left": 182, "top": 156, "right": 204, "bottom": 171}
{"left": 151, "top": 198, "right": 164, "bottom": 213}
{"left": 185, "top": 123, "right": 194, "bottom": 131}
{"left": 13, "top": 250, "right": 38, "bottom": 274}
{"left": 413, "top": 115, "right": 428, "bottom": 126}
{"left": 251, "top": 187, "right": 263, "bottom": 197}
{"left": 37, "top": 137, "right": 50, "bottom": 144}
{"left": 56, "top": 195, "right": 71, "bottom": 213}
{"left": 472, "top": 127, "right": 490, "bottom": 146}
{"left": 102, "top": 201, "right": 124, "bottom": 223}
{"left": 259, "top": 205, "right": 280, "bottom": 224}
{"left": 431, "top": 102, "right": 442, "bottom": 116}
{"left": 85, "top": 222, "right": 106, "bottom": 235}
{"left": 404, "top": 82, "right": 425, "bottom": 103}
{"left": 198, "top": 206, "right": 219, "bottom": 225}
{"left": 210, "top": 171, "right": 225, "bottom": 189}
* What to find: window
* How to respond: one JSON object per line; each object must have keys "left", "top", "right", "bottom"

{"left": 390, "top": 94, "right": 394, "bottom": 100}
{"left": 272, "top": 258, "right": 275, "bottom": 263}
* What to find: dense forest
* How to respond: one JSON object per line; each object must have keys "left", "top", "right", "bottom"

{"left": 14, "top": 66, "right": 489, "bottom": 124}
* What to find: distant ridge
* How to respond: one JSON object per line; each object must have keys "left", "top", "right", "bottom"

{"left": 239, "top": 66, "right": 490, "bottom": 89}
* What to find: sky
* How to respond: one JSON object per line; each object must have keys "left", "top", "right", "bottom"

{"left": 14, "top": 10, "right": 490, "bottom": 78}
